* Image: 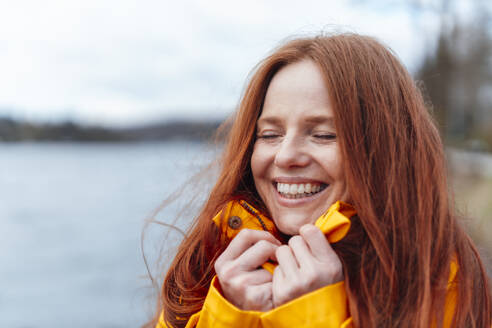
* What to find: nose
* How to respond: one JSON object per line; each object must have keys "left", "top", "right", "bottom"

{"left": 273, "top": 135, "right": 310, "bottom": 169}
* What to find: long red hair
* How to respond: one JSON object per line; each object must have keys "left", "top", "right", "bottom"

{"left": 147, "top": 34, "right": 491, "bottom": 327}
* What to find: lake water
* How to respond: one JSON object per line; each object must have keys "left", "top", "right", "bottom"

{"left": 0, "top": 142, "right": 218, "bottom": 328}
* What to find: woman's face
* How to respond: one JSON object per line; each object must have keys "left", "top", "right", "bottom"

{"left": 251, "top": 60, "right": 347, "bottom": 236}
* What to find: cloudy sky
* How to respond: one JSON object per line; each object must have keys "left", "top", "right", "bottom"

{"left": 0, "top": 0, "right": 444, "bottom": 127}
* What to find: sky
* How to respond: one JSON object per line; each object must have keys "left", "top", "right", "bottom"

{"left": 0, "top": 0, "right": 445, "bottom": 127}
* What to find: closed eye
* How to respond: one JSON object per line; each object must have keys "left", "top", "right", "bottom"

{"left": 313, "top": 133, "right": 336, "bottom": 140}
{"left": 257, "top": 134, "right": 281, "bottom": 139}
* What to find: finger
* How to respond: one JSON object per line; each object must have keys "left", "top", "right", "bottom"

{"left": 230, "top": 268, "right": 273, "bottom": 286}
{"left": 276, "top": 245, "right": 299, "bottom": 279}
{"left": 245, "top": 282, "right": 274, "bottom": 311}
{"left": 248, "top": 269, "right": 273, "bottom": 285}
{"left": 272, "top": 266, "right": 286, "bottom": 307}
{"left": 299, "top": 224, "right": 337, "bottom": 261}
{"left": 234, "top": 240, "right": 279, "bottom": 271}
{"left": 288, "top": 235, "right": 315, "bottom": 269}
{"left": 271, "top": 265, "right": 284, "bottom": 292}
{"left": 219, "top": 229, "right": 281, "bottom": 263}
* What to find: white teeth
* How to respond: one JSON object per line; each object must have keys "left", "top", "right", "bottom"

{"left": 276, "top": 182, "right": 325, "bottom": 197}
{"left": 289, "top": 184, "right": 298, "bottom": 194}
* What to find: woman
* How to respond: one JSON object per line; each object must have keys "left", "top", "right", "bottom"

{"left": 149, "top": 33, "right": 491, "bottom": 327}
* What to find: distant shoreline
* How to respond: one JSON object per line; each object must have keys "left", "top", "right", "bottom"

{"left": 0, "top": 117, "right": 224, "bottom": 142}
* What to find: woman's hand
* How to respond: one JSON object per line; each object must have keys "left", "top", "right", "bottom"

{"left": 214, "top": 229, "right": 281, "bottom": 311}
{"left": 272, "top": 224, "right": 344, "bottom": 307}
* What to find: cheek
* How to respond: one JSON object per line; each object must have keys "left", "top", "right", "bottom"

{"left": 320, "top": 148, "right": 343, "bottom": 179}
{"left": 323, "top": 149, "right": 348, "bottom": 199}
{"left": 251, "top": 144, "right": 267, "bottom": 180}
{"left": 251, "top": 144, "right": 274, "bottom": 203}
{"left": 332, "top": 155, "right": 343, "bottom": 180}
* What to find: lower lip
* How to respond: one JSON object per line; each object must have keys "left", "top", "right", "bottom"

{"left": 274, "top": 185, "right": 328, "bottom": 207}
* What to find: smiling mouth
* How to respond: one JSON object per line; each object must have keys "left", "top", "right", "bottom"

{"left": 275, "top": 182, "right": 328, "bottom": 199}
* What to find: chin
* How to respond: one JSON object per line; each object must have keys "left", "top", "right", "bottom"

{"left": 274, "top": 214, "right": 315, "bottom": 236}
{"left": 277, "top": 225, "right": 300, "bottom": 236}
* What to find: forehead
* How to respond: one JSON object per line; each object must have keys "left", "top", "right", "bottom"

{"left": 259, "top": 60, "right": 333, "bottom": 123}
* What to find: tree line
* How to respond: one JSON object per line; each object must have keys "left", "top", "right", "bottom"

{"left": 0, "top": 117, "right": 222, "bottom": 142}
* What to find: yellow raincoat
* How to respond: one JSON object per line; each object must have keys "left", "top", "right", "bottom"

{"left": 157, "top": 200, "right": 457, "bottom": 328}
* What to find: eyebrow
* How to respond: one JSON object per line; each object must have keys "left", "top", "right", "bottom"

{"left": 256, "top": 116, "right": 282, "bottom": 126}
{"left": 257, "top": 115, "right": 335, "bottom": 127}
{"left": 304, "top": 116, "right": 335, "bottom": 127}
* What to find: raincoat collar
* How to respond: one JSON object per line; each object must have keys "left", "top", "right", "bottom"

{"left": 212, "top": 199, "right": 356, "bottom": 242}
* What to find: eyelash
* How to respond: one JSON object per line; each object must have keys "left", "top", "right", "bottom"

{"left": 257, "top": 134, "right": 280, "bottom": 139}
{"left": 313, "top": 133, "right": 336, "bottom": 140}
{"left": 256, "top": 133, "right": 336, "bottom": 140}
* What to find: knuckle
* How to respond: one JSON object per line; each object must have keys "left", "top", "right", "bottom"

{"left": 324, "top": 264, "right": 343, "bottom": 280}
{"left": 214, "top": 259, "right": 222, "bottom": 272}
{"left": 246, "top": 286, "right": 271, "bottom": 310}
{"left": 214, "top": 254, "right": 227, "bottom": 271}
{"left": 230, "top": 276, "right": 247, "bottom": 291}
{"left": 256, "top": 239, "right": 269, "bottom": 249}
{"left": 218, "top": 261, "right": 236, "bottom": 280}
{"left": 244, "top": 289, "right": 259, "bottom": 308}
{"left": 256, "top": 239, "right": 275, "bottom": 252}
{"left": 244, "top": 287, "right": 256, "bottom": 301}
{"left": 325, "top": 260, "right": 342, "bottom": 273}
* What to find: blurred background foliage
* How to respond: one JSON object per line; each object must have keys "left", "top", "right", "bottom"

{"left": 354, "top": 0, "right": 492, "bottom": 268}
{"left": 360, "top": 0, "right": 492, "bottom": 150}
{"left": 414, "top": 0, "right": 492, "bottom": 266}
{"left": 413, "top": 0, "right": 492, "bottom": 150}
